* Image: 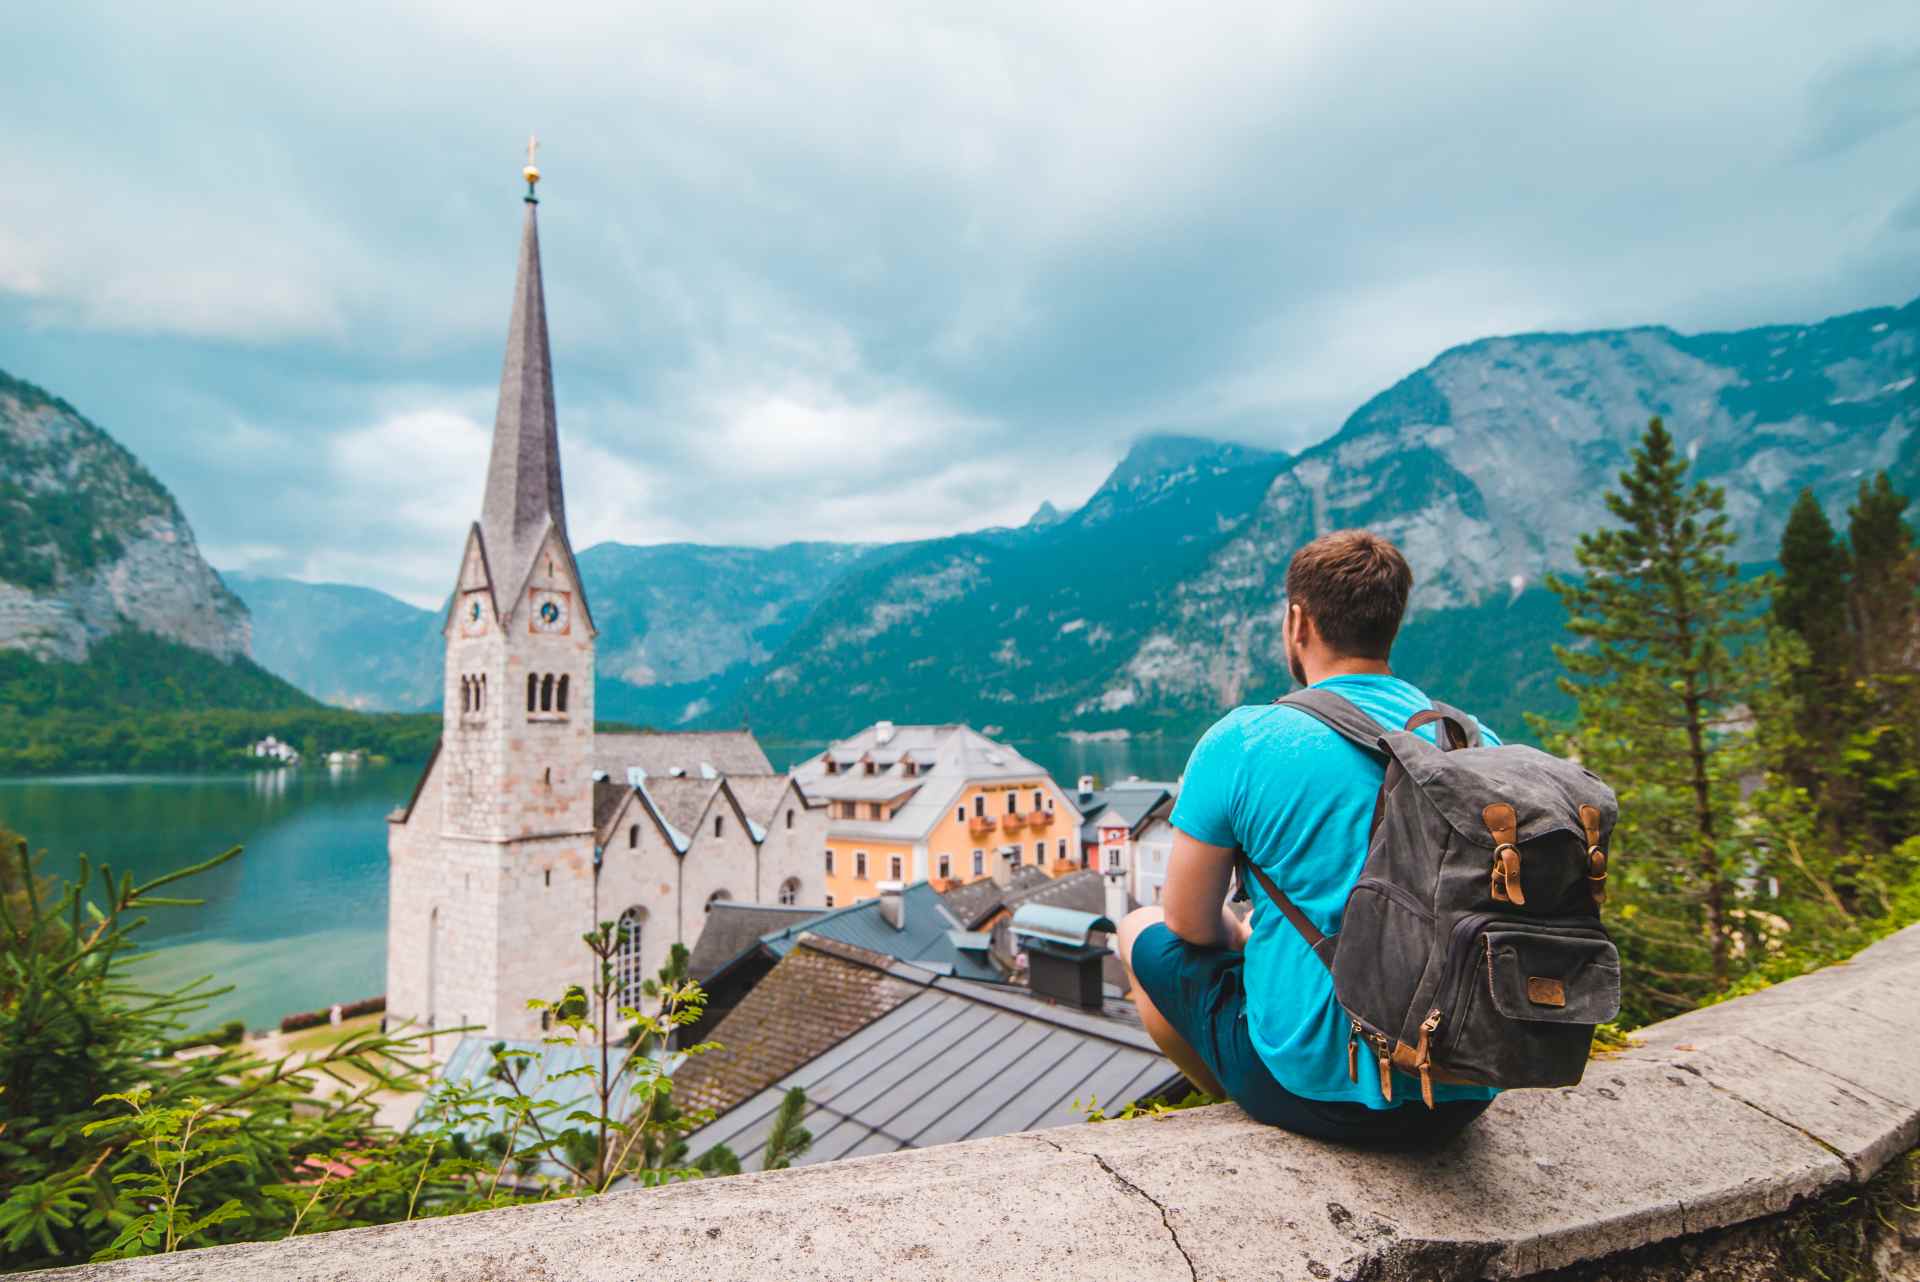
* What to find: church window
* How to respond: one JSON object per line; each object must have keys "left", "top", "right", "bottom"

{"left": 459, "top": 677, "right": 469, "bottom": 712}
{"left": 540, "top": 673, "right": 555, "bottom": 712}
{"left": 888, "top": 854, "right": 902, "bottom": 880}
{"left": 825, "top": 895, "right": 835, "bottom": 908}
{"left": 629, "top": 824, "right": 639, "bottom": 849}
{"left": 544, "top": 869, "right": 551, "bottom": 887}
{"left": 527, "top": 674, "right": 538, "bottom": 712}
{"left": 824, "top": 849, "right": 835, "bottom": 874}
{"left": 714, "top": 815, "right": 724, "bottom": 838}
{"left": 785, "top": 808, "right": 794, "bottom": 831}
{"left": 972, "top": 849, "right": 984, "bottom": 876}
{"left": 778, "top": 877, "right": 800, "bottom": 906}
{"left": 705, "top": 889, "right": 732, "bottom": 912}
{"left": 855, "top": 851, "right": 868, "bottom": 879}
{"left": 613, "top": 908, "right": 646, "bottom": 1009}
{"left": 937, "top": 853, "right": 951, "bottom": 879}
{"left": 556, "top": 674, "right": 569, "bottom": 713}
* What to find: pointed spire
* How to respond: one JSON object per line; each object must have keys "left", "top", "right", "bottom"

{"left": 478, "top": 189, "right": 568, "bottom": 609}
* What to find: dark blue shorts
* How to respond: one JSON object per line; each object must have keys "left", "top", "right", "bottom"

{"left": 1129, "top": 922, "right": 1490, "bottom": 1146}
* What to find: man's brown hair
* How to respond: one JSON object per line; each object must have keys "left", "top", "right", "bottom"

{"left": 1284, "top": 530, "right": 1414, "bottom": 659}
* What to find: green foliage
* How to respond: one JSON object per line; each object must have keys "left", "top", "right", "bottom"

{"left": 503, "top": 929, "right": 720, "bottom": 1194}
{"left": 760, "top": 1087, "right": 813, "bottom": 1172}
{"left": 0, "top": 832, "right": 438, "bottom": 1269}
{"left": 0, "top": 630, "right": 442, "bottom": 774}
{"left": 1076, "top": 1088, "right": 1215, "bottom": 1123}
{"left": 1543, "top": 416, "right": 1769, "bottom": 1016}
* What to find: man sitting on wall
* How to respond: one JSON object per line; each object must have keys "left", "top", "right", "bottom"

{"left": 1117, "top": 529, "right": 1498, "bottom": 1143}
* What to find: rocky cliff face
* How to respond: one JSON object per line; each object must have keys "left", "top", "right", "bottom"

{"left": 1100, "top": 300, "right": 1920, "bottom": 719}
{"left": 0, "top": 371, "right": 250, "bottom": 664}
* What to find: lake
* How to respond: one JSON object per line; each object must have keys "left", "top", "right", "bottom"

{"left": 0, "top": 736, "right": 1197, "bottom": 1032}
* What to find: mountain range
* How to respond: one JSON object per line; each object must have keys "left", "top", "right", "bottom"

{"left": 7, "top": 295, "right": 1918, "bottom": 743}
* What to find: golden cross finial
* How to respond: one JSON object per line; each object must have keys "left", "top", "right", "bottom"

{"left": 522, "top": 134, "right": 541, "bottom": 200}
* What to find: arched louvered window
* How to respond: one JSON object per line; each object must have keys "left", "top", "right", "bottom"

{"left": 556, "top": 674, "right": 569, "bottom": 713}
{"left": 540, "top": 673, "right": 555, "bottom": 712}
{"left": 705, "top": 889, "right": 732, "bottom": 912}
{"left": 613, "top": 908, "right": 646, "bottom": 1010}
{"left": 778, "top": 878, "right": 801, "bottom": 906}
{"left": 629, "top": 824, "right": 639, "bottom": 848}
{"left": 527, "top": 674, "right": 538, "bottom": 712}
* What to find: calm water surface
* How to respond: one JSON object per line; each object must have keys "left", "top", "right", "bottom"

{"left": 0, "top": 738, "right": 1197, "bottom": 1031}
{"left": 0, "top": 765, "right": 413, "bottom": 1030}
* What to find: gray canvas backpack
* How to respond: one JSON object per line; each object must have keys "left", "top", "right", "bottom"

{"left": 1239, "top": 688, "right": 1623, "bottom": 1108}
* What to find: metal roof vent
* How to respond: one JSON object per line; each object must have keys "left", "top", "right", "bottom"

{"left": 1011, "top": 905, "right": 1115, "bottom": 1011}
{"left": 875, "top": 720, "right": 896, "bottom": 745}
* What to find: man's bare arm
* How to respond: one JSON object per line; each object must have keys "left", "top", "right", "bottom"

{"left": 1163, "top": 829, "right": 1252, "bottom": 951}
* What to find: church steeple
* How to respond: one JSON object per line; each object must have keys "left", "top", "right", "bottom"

{"left": 477, "top": 164, "right": 572, "bottom": 618}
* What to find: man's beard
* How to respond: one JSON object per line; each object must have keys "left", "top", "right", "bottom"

{"left": 1287, "top": 637, "right": 1307, "bottom": 687}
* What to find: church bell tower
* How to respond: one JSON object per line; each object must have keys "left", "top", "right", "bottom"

{"left": 387, "top": 147, "right": 601, "bottom": 1048}
{"left": 440, "top": 146, "right": 596, "bottom": 844}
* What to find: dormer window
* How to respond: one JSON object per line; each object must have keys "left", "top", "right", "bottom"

{"left": 826, "top": 759, "right": 838, "bottom": 775}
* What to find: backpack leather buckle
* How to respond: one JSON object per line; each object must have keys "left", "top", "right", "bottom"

{"left": 1490, "top": 842, "right": 1525, "bottom": 905}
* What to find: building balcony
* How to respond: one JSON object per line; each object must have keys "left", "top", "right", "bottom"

{"left": 1025, "top": 810, "right": 1053, "bottom": 829}
{"left": 1001, "top": 810, "right": 1027, "bottom": 831}
{"left": 967, "top": 815, "right": 997, "bottom": 836}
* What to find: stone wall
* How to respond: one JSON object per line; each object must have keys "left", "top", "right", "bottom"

{"left": 42, "top": 924, "right": 1920, "bottom": 1282}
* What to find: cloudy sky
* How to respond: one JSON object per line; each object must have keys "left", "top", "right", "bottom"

{"left": 5, "top": 3, "right": 1920, "bottom": 605}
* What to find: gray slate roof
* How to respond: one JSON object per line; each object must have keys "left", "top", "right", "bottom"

{"left": 939, "top": 866, "right": 1050, "bottom": 930}
{"left": 681, "top": 950, "right": 1179, "bottom": 1173}
{"left": 757, "top": 881, "right": 1002, "bottom": 984}
{"left": 689, "top": 902, "right": 829, "bottom": 981}
{"left": 477, "top": 201, "right": 585, "bottom": 626}
{"left": 1077, "top": 781, "right": 1177, "bottom": 845}
{"left": 724, "top": 773, "right": 800, "bottom": 827}
{"left": 594, "top": 730, "right": 773, "bottom": 780}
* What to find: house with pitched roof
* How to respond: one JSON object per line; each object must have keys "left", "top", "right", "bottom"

{"left": 383, "top": 174, "right": 826, "bottom": 1049}
{"left": 791, "top": 722, "right": 1083, "bottom": 906}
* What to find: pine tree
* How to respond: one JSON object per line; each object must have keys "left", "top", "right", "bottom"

{"left": 1545, "top": 417, "right": 1767, "bottom": 1008}
{"left": 1772, "top": 489, "right": 1853, "bottom": 809}
{"left": 1847, "top": 473, "right": 1917, "bottom": 677}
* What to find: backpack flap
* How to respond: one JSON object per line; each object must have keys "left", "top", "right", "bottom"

{"left": 1483, "top": 929, "right": 1621, "bottom": 1026}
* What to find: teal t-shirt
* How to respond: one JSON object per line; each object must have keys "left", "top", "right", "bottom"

{"left": 1169, "top": 674, "right": 1503, "bottom": 1109}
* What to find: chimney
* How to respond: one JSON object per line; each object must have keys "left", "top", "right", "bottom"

{"left": 1010, "top": 905, "right": 1115, "bottom": 1012}
{"left": 1104, "top": 867, "right": 1129, "bottom": 925}
{"left": 877, "top": 880, "right": 906, "bottom": 930}
{"left": 1077, "top": 774, "right": 1095, "bottom": 799}
{"left": 875, "top": 720, "right": 896, "bottom": 745}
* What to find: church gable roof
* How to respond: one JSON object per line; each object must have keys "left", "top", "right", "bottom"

{"left": 593, "top": 730, "right": 774, "bottom": 781}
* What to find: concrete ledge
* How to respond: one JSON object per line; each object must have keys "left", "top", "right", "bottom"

{"left": 39, "top": 925, "right": 1920, "bottom": 1282}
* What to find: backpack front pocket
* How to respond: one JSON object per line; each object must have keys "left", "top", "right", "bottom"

{"left": 1433, "top": 922, "right": 1619, "bottom": 1088}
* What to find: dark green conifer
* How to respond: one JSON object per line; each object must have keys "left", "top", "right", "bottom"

{"left": 1546, "top": 417, "right": 1766, "bottom": 1005}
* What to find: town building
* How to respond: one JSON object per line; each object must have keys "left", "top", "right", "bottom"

{"left": 384, "top": 175, "right": 825, "bottom": 1048}
{"left": 1075, "top": 776, "right": 1176, "bottom": 889}
{"left": 1131, "top": 798, "right": 1178, "bottom": 906}
{"left": 790, "top": 722, "right": 1083, "bottom": 906}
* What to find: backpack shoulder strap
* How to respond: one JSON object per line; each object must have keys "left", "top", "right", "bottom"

{"left": 1275, "top": 688, "right": 1390, "bottom": 758}
{"left": 1238, "top": 854, "right": 1333, "bottom": 973}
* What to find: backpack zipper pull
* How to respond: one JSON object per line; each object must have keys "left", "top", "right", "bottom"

{"left": 1415, "top": 1010, "right": 1442, "bottom": 1110}
{"left": 1376, "top": 1040, "right": 1393, "bottom": 1104}
{"left": 1347, "top": 1021, "right": 1361, "bottom": 1083}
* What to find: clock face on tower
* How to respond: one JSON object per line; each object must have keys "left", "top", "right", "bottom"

{"left": 529, "top": 589, "right": 570, "bottom": 635}
{"left": 459, "top": 592, "right": 489, "bottom": 636}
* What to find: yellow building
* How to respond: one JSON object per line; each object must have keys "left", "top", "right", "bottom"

{"left": 790, "top": 722, "right": 1084, "bottom": 906}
